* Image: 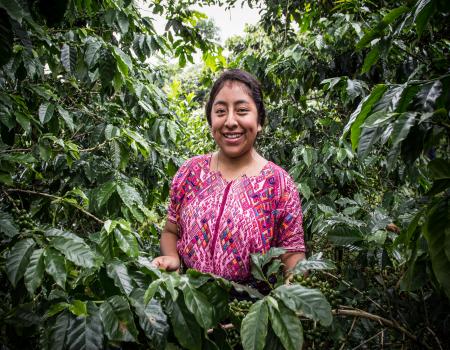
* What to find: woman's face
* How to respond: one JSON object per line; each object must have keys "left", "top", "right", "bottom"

{"left": 210, "top": 81, "right": 261, "bottom": 160}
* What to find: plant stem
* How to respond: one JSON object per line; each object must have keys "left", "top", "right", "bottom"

{"left": 334, "top": 307, "right": 431, "bottom": 349}
{"left": 6, "top": 188, "right": 104, "bottom": 224}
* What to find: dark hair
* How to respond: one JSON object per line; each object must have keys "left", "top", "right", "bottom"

{"left": 205, "top": 69, "right": 266, "bottom": 127}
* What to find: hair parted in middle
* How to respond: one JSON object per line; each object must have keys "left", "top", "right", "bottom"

{"left": 205, "top": 69, "right": 266, "bottom": 127}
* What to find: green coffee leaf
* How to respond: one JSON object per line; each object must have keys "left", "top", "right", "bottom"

{"left": 181, "top": 280, "right": 214, "bottom": 329}
{"left": 99, "top": 295, "right": 138, "bottom": 342}
{"left": 45, "top": 247, "right": 67, "bottom": 289}
{"left": 169, "top": 297, "right": 202, "bottom": 350}
{"left": 241, "top": 299, "right": 269, "bottom": 350}
{"left": 66, "top": 302, "right": 103, "bottom": 350}
{"left": 273, "top": 284, "right": 332, "bottom": 326}
{"left": 6, "top": 238, "right": 35, "bottom": 287}
{"left": 106, "top": 258, "right": 134, "bottom": 296}
{"left": 24, "top": 248, "right": 45, "bottom": 294}
{"left": 114, "top": 227, "right": 139, "bottom": 258}
{"left": 268, "top": 300, "right": 303, "bottom": 350}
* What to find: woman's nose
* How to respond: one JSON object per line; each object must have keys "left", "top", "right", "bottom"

{"left": 224, "top": 110, "right": 238, "bottom": 127}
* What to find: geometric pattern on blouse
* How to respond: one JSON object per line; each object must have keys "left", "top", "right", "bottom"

{"left": 167, "top": 153, "right": 305, "bottom": 281}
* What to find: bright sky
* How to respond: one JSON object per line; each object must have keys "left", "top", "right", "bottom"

{"left": 192, "top": 4, "right": 261, "bottom": 43}
{"left": 145, "top": 3, "right": 261, "bottom": 44}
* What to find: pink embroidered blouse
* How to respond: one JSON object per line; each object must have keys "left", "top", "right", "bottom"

{"left": 167, "top": 154, "right": 305, "bottom": 281}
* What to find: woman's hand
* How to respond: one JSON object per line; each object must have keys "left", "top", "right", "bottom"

{"left": 151, "top": 255, "right": 180, "bottom": 271}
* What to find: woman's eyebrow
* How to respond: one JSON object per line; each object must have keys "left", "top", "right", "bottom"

{"left": 213, "top": 99, "right": 250, "bottom": 105}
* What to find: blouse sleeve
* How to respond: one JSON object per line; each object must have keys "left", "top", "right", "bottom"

{"left": 167, "top": 158, "right": 193, "bottom": 225}
{"left": 274, "top": 174, "right": 306, "bottom": 252}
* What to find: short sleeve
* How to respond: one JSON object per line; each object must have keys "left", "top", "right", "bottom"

{"left": 167, "top": 158, "right": 193, "bottom": 225}
{"left": 274, "top": 175, "right": 306, "bottom": 252}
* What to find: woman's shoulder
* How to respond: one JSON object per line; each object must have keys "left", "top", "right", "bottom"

{"left": 173, "top": 154, "right": 211, "bottom": 180}
{"left": 178, "top": 154, "right": 211, "bottom": 170}
{"left": 266, "top": 161, "right": 295, "bottom": 183}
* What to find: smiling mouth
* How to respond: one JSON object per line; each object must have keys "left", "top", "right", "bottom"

{"left": 223, "top": 133, "right": 243, "bottom": 139}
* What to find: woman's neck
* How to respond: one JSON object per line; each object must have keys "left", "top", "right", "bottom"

{"left": 214, "top": 149, "right": 266, "bottom": 180}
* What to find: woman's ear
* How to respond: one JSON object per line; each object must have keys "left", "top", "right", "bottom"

{"left": 257, "top": 124, "right": 262, "bottom": 133}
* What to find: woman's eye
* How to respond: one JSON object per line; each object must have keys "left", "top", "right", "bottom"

{"left": 237, "top": 109, "right": 249, "bottom": 114}
{"left": 215, "top": 109, "right": 225, "bottom": 115}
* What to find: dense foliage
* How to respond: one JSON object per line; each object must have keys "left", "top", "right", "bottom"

{"left": 0, "top": 0, "right": 449, "bottom": 349}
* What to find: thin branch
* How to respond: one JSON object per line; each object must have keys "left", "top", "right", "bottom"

{"left": 0, "top": 148, "right": 32, "bottom": 153}
{"left": 334, "top": 307, "right": 431, "bottom": 349}
{"left": 339, "top": 316, "right": 358, "bottom": 350}
{"left": 80, "top": 140, "right": 109, "bottom": 153}
{"left": 351, "top": 329, "right": 385, "bottom": 350}
{"left": 426, "top": 326, "right": 443, "bottom": 350}
{"left": 6, "top": 188, "right": 104, "bottom": 224}
{"left": 323, "top": 271, "right": 384, "bottom": 310}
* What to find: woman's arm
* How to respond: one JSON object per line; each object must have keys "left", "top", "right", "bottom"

{"left": 282, "top": 251, "right": 306, "bottom": 271}
{"left": 152, "top": 221, "right": 181, "bottom": 271}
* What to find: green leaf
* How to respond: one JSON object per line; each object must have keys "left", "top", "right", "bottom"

{"left": 181, "top": 280, "right": 214, "bottom": 329}
{"left": 48, "top": 311, "right": 70, "bottom": 350}
{"left": 291, "top": 253, "right": 335, "bottom": 274}
{"left": 57, "top": 106, "right": 74, "bottom": 131}
{"left": 96, "top": 180, "right": 116, "bottom": 208}
{"left": 61, "top": 43, "right": 77, "bottom": 73}
{"left": 117, "top": 11, "right": 129, "bottom": 34}
{"left": 24, "top": 248, "right": 45, "bottom": 294}
{"left": 169, "top": 297, "right": 202, "bottom": 350}
{"left": 112, "top": 47, "right": 132, "bottom": 77}
{"left": 99, "top": 295, "right": 138, "bottom": 342}
{"left": 66, "top": 302, "right": 104, "bottom": 350}
{"left": 423, "top": 199, "right": 450, "bottom": 298}
{"left": 241, "top": 299, "right": 269, "bottom": 350}
{"left": 0, "top": 10, "right": 13, "bottom": 66}
{"left": 39, "top": 102, "right": 55, "bottom": 124}
{"left": 129, "top": 288, "right": 169, "bottom": 348}
{"left": 144, "top": 279, "right": 163, "bottom": 304}
{"left": 15, "top": 111, "right": 31, "bottom": 133}
{"left": 84, "top": 39, "right": 102, "bottom": 68}
{"left": 106, "top": 259, "right": 134, "bottom": 296}
{"left": 0, "top": 0, "right": 27, "bottom": 23}
{"left": 361, "top": 43, "right": 380, "bottom": 74}
{"left": 68, "top": 300, "right": 88, "bottom": 317}
{"left": 342, "top": 84, "right": 387, "bottom": 149}
{"left": 273, "top": 284, "right": 332, "bottom": 326}
{"left": 356, "top": 6, "right": 409, "bottom": 50}
{"left": 327, "top": 226, "right": 364, "bottom": 245}
{"left": 114, "top": 227, "right": 139, "bottom": 258}
{"left": 268, "top": 299, "right": 303, "bottom": 350}
{"left": 45, "top": 247, "right": 67, "bottom": 289}
{"left": 386, "top": 112, "right": 416, "bottom": 166}
{"left": 47, "top": 229, "right": 97, "bottom": 268}
{"left": 414, "top": 0, "right": 435, "bottom": 36}
{"left": 428, "top": 159, "right": 450, "bottom": 180}
{"left": 104, "top": 124, "right": 120, "bottom": 139}
{"left": 0, "top": 210, "right": 19, "bottom": 237}
{"left": 416, "top": 80, "right": 443, "bottom": 112}
{"left": 6, "top": 238, "right": 35, "bottom": 287}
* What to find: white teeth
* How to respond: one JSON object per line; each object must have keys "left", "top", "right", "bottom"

{"left": 224, "top": 134, "right": 242, "bottom": 139}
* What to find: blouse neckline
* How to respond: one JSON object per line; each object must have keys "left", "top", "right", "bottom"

{"left": 205, "top": 153, "right": 272, "bottom": 183}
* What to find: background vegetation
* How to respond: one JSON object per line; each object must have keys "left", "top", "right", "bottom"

{"left": 0, "top": 0, "right": 448, "bottom": 349}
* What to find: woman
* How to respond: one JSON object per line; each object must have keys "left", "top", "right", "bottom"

{"left": 152, "top": 69, "right": 305, "bottom": 281}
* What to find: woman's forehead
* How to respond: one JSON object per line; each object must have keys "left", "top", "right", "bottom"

{"left": 214, "top": 80, "right": 252, "bottom": 100}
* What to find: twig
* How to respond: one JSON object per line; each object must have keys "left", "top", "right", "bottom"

{"left": 351, "top": 329, "right": 385, "bottom": 350}
{"left": 0, "top": 148, "right": 32, "bottom": 153}
{"left": 6, "top": 188, "right": 104, "bottom": 224}
{"left": 426, "top": 326, "right": 443, "bottom": 350}
{"left": 334, "top": 307, "right": 431, "bottom": 349}
{"left": 323, "top": 271, "right": 384, "bottom": 310}
{"left": 339, "top": 316, "right": 358, "bottom": 350}
{"left": 80, "top": 140, "right": 109, "bottom": 153}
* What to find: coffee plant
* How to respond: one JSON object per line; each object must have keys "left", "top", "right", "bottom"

{"left": 0, "top": 0, "right": 449, "bottom": 349}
